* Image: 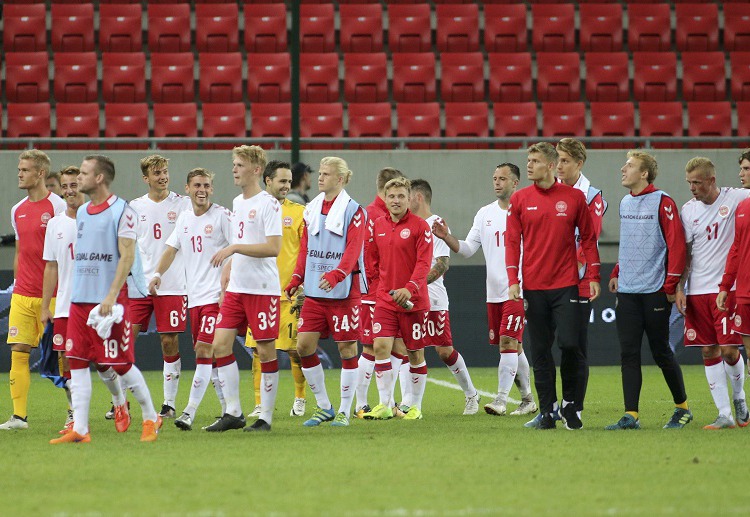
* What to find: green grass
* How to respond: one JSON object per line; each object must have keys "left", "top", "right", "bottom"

{"left": 0, "top": 365, "right": 747, "bottom": 516}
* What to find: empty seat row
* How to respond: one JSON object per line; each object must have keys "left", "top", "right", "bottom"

{"left": 5, "top": 3, "right": 750, "bottom": 54}
{"left": 6, "top": 51, "right": 750, "bottom": 105}
{"left": 2, "top": 101, "right": 747, "bottom": 151}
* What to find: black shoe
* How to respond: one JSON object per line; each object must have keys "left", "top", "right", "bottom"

{"left": 561, "top": 404, "right": 583, "bottom": 430}
{"left": 243, "top": 419, "right": 271, "bottom": 432}
{"left": 105, "top": 405, "right": 115, "bottom": 420}
{"left": 539, "top": 412, "right": 557, "bottom": 429}
{"left": 159, "top": 404, "right": 176, "bottom": 418}
{"left": 204, "top": 413, "right": 246, "bottom": 432}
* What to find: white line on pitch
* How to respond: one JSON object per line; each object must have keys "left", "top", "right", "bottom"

{"left": 426, "top": 377, "right": 521, "bottom": 405}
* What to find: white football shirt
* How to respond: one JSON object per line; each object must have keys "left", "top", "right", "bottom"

{"left": 129, "top": 191, "right": 190, "bottom": 296}
{"left": 165, "top": 203, "right": 232, "bottom": 308}
{"left": 682, "top": 187, "right": 750, "bottom": 295}
{"left": 426, "top": 214, "right": 450, "bottom": 311}
{"left": 42, "top": 213, "right": 77, "bottom": 318}
{"left": 227, "top": 191, "right": 283, "bottom": 295}
{"left": 459, "top": 201, "right": 518, "bottom": 303}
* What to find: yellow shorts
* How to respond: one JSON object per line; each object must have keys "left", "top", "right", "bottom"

{"left": 245, "top": 300, "right": 298, "bottom": 351}
{"left": 7, "top": 294, "right": 55, "bottom": 347}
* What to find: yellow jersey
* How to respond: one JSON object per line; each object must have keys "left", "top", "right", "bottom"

{"left": 277, "top": 198, "right": 305, "bottom": 293}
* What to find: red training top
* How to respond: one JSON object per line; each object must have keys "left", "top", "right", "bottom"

{"left": 578, "top": 190, "right": 606, "bottom": 298}
{"left": 363, "top": 196, "right": 388, "bottom": 304}
{"left": 720, "top": 197, "right": 750, "bottom": 304}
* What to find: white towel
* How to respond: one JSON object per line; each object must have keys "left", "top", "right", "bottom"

{"left": 87, "top": 303, "right": 125, "bottom": 339}
{"left": 304, "top": 189, "right": 351, "bottom": 237}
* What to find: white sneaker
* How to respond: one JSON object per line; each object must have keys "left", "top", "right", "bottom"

{"left": 484, "top": 396, "right": 507, "bottom": 416}
{"left": 0, "top": 415, "right": 29, "bottom": 430}
{"left": 463, "top": 392, "right": 480, "bottom": 415}
{"left": 290, "top": 398, "right": 306, "bottom": 416}
{"left": 247, "top": 404, "right": 262, "bottom": 419}
{"left": 510, "top": 399, "right": 538, "bottom": 416}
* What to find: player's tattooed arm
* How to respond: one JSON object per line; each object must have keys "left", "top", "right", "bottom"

{"left": 426, "top": 256, "right": 450, "bottom": 285}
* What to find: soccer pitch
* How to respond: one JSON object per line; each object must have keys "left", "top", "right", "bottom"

{"left": 0, "top": 365, "right": 747, "bottom": 516}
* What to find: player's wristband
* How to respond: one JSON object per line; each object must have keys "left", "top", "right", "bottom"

{"left": 152, "top": 272, "right": 162, "bottom": 280}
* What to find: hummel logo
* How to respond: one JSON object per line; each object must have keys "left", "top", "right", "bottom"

{"left": 709, "top": 382, "right": 716, "bottom": 390}
{"left": 595, "top": 202, "right": 602, "bottom": 209}
{"left": 526, "top": 207, "right": 538, "bottom": 211}
{"left": 378, "top": 233, "right": 386, "bottom": 236}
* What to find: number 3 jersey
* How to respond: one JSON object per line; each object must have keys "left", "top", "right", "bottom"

{"left": 681, "top": 187, "right": 750, "bottom": 295}
{"left": 130, "top": 191, "right": 191, "bottom": 296}
{"left": 165, "top": 203, "right": 232, "bottom": 308}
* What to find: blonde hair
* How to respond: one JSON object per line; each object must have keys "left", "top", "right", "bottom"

{"left": 186, "top": 167, "right": 215, "bottom": 184}
{"left": 527, "top": 142, "right": 558, "bottom": 164}
{"left": 140, "top": 154, "right": 169, "bottom": 177}
{"left": 384, "top": 176, "right": 411, "bottom": 193}
{"left": 627, "top": 150, "right": 658, "bottom": 183}
{"left": 556, "top": 138, "right": 587, "bottom": 164}
{"left": 320, "top": 156, "right": 353, "bottom": 185}
{"left": 233, "top": 145, "right": 267, "bottom": 171}
{"left": 19, "top": 149, "right": 51, "bottom": 174}
{"left": 685, "top": 157, "right": 715, "bottom": 178}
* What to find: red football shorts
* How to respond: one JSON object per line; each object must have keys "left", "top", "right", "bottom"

{"left": 52, "top": 317, "right": 68, "bottom": 352}
{"left": 360, "top": 302, "right": 376, "bottom": 345}
{"left": 372, "top": 305, "right": 429, "bottom": 351}
{"left": 129, "top": 294, "right": 187, "bottom": 333}
{"left": 487, "top": 299, "right": 525, "bottom": 345}
{"left": 66, "top": 297, "right": 134, "bottom": 365}
{"left": 217, "top": 291, "right": 279, "bottom": 342}
{"left": 423, "top": 310, "right": 453, "bottom": 347}
{"left": 298, "top": 297, "right": 361, "bottom": 342}
{"left": 189, "top": 303, "right": 220, "bottom": 347}
{"left": 684, "top": 293, "right": 742, "bottom": 346}
{"left": 731, "top": 302, "right": 750, "bottom": 337}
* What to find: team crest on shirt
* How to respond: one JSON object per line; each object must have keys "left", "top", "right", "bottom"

{"left": 53, "top": 334, "right": 64, "bottom": 346}
{"left": 719, "top": 205, "right": 730, "bottom": 218}
{"left": 489, "top": 329, "right": 495, "bottom": 340}
{"left": 167, "top": 211, "right": 177, "bottom": 222}
{"left": 400, "top": 229, "right": 411, "bottom": 239}
{"left": 486, "top": 220, "right": 492, "bottom": 226}
{"left": 283, "top": 216, "right": 293, "bottom": 227}
{"left": 9, "top": 326, "right": 18, "bottom": 337}
{"left": 555, "top": 201, "right": 568, "bottom": 213}
{"left": 373, "top": 322, "right": 382, "bottom": 333}
{"left": 248, "top": 209, "right": 257, "bottom": 221}
{"left": 685, "top": 328, "right": 697, "bottom": 341}
{"left": 140, "top": 215, "right": 147, "bottom": 222}
{"left": 65, "top": 339, "right": 73, "bottom": 352}
{"left": 41, "top": 212, "right": 51, "bottom": 225}
{"left": 204, "top": 224, "right": 213, "bottom": 235}
{"left": 736, "top": 315, "right": 743, "bottom": 327}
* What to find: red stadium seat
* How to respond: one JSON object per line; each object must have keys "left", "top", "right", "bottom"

{"left": 590, "top": 102, "right": 635, "bottom": 149}
{"left": 202, "top": 103, "right": 247, "bottom": 150}
{"left": 484, "top": 4, "right": 527, "bottom": 53}
{"left": 492, "top": 102, "right": 538, "bottom": 149}
{"left": 299, "top": 53, "right": 340, "bottom": 103}
{"left": 488, "top": 52, "right": 533, "bottom": 103}
{"left": 104, "top": 103, "right": 149, "bottom": 149}
{"left": 542, "top": 102, "right": 585, "bottom": 138}
{"left": 627, "top": 4, "right": 671, "bottom": 52}
{"left": 148, "top": 3, "right": 191, "bottom": 53}
{"left": 102, "top": 52, "right": 146, "bottom": 103}
{"left": 3, "top": 4, "right": 46, "bottom": 52}
{"left": 99, "top": 4, "right": 143, "bottom": 52}
{"left": 244, "top": 3, "right": 288, "bottom": 53}
{"left": 347, "top": 102, "right": 392, "bottom": 150}
{"left": 55, "top": 103, "right": 100, "bottom": 150}
{"left": 339, "top": 4, "right": 383, "bottom": 53}
{"left": 343, "top": 53, "right": 388, "bottom": 103}
{"left": 737, "top": 102, "right": 750, "bottom": 141}
{"left": 392, "top": 53, "right": 437, "bottom": 103}
{"left": 682, "top": 52, "right": 726, "bottom": 102}
{"left": 633, "top": 52, "right": 677, "bottom": 102}
{"left": 724, "top": 4, "right": 750, "bottom": 52}
{"left": 531, "top": 3, "right": 575, "bottom": 52}
{"left": 639, "top": 102, "right": 684, "bottom": 149}
{"left": 53, "top": 52, "right": 97, "bottom": 103}
{"left": 250, "top": 103, "right": 292, "bottom": 147}
{"left": 686, "top": 101, "right": 731, "bottom": 148}
{"left": 300, "top": 103, "right": 344, "bottom": 149}
{"left": 300, "top": 4, "right": 335, "bottom": 52}
{"left": 153, "top": 103, "right": 198, "bottom": 149}
{"left": 151, "top": 53, "right": 195, "bottom": 103}
{"left": 199, "top": 52, "right": 243, "bottom": 103}
{"left": 195, "top": 3, "right": 239, "bottom": 52}
{"left": 51, "top": 4, "right": 95, "bottom": 52}
{"left": 579, "top": 3, "right": 623, "bottom": 52}
{"left": 585, "top": 52, "right": 629, "bottom": 102}
{"left": 6, "top": 103, "right": 51, "bottom": 149}
{"left": 247, "top": 53, "right": 291, "bottom": 103}
{"left": 440, "top": 53, "right": 484, "bottom": 102}
{"left": 5, "top": 52, "right": 49, "bottom": 103}
{"left": 731, "top": 52, "right": 750, "bottom": 102}
{"left": 675, "top": 3, "right": 718, "bottom": 52}
{"left": 444, "top": 102, "right": 489, "bottom": 149}
{"left": 396, "top": 102, "right": 441, "bottom": 149}
{"left": 436, "top": 4, "right": 479, "bottom": 53}
{"left": 388, "top": 4, "right": 431, "bottom": 53}
{"left": 536, "top": 52, "right": 580, "bottom": 102}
